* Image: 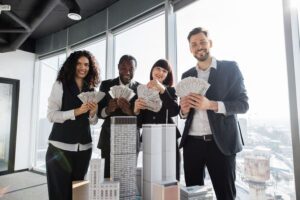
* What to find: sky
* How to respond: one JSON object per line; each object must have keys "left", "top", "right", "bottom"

{"left": 176, "top": 0, "right": 291, "bottom": 122}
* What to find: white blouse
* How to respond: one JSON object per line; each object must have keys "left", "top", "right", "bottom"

{"left": 47, "top": 81, "right": 98, "bottom": 151}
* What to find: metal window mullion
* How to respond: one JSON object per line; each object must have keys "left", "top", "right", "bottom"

{"left": 282, "top": 0, "right": 300, "bottom": 198}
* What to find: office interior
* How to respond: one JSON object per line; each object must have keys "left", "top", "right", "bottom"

{"left": 0, "top": 0, "right": 300, "bottom": 199}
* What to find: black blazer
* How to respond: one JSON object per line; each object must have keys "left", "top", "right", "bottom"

{"left": 179, "top": 60, "right": 249, "bottom": 155}
{"left": 137, "top": 87, "right": 181, "bottom": 139}
{"left": 97, "top": 77, "right": 140, "bottom": 149}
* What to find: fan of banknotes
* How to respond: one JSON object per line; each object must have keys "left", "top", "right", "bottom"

{"left": 175, "top": 77, "right": 210, "bottom": 97}
{"left": 108, "top": 85, "right": 136, "bottom": 101}
{"left": 137, "top": 85, "right": 162, "bottom": 112}
{"left": 77, "top": 91, "right": 105, "bottom": 103}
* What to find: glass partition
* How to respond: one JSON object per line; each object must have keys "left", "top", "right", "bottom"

{"left": 0, "top": 78, "right": 19, "bottom": 175}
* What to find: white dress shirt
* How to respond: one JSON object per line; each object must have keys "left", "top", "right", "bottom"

{"left": 47, "top": 81, "right": 98, "bottom": 151}
{"left": 188, "top": 57, "right": 226, "bottom": 136}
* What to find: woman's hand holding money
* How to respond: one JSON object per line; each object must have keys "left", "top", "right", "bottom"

{"left": 147, "top": 79, "right": 166, "bottom": 94}
{"left": 134, "top": 98, "right": 147, "bottom": 115}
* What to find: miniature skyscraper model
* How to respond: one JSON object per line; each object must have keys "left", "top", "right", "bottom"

{"left": 110, "top": 116, "right": 137, "bottom": 200}
{"left": 180, "top": 185, "right": 214, "bottom": 200}
{"left": 142, "top": 124, "right": 176, "bottom": 200}
{"left": 88, "top": 158, "right": 105, "bottom": 200}
{"left": 152, "top": 180, "right": 179, "bottom": 200}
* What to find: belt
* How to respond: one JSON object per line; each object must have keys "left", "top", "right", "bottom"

{"left": 188, "top": 135, "right": 213, "bottom": 142}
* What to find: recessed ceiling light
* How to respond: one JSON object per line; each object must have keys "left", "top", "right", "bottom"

{"left": 68, "top": 12, "right": 81, "bottom": 20}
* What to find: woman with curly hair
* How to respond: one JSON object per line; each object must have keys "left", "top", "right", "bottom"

{"left": 45, "top": 50, "right": 100, "bottom": 200}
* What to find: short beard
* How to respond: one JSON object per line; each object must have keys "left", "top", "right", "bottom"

{"left": 195, "top": 53, "right": 209, "bottom": 62}
{"left": 120, "top": 76, "right": 131, "bottom": 85}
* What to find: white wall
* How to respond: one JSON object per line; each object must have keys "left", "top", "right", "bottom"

{"left": 0, "top": 50, "right": 35, "bottom": 170}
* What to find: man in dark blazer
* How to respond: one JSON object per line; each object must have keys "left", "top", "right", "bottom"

{"left": 97, "top": 55, "right": 140, "bottom": 178}
{"left": 179, "top": 27, "right": 249, "bottom": 200}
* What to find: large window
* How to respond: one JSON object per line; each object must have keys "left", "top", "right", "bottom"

{"left": 176, "top": 0, "right": 295, "bottom": 199}
{"left": 114, "top": 14, "right": 165, "bottom": 84}
{"left": 72, "top": 39, "right": 106, "bottom": 157}
{"left": 73, "top": 39, "right": 106, "bottom": 81}
{"left": 34, "top": 53, "right": 66, "bottom": 171}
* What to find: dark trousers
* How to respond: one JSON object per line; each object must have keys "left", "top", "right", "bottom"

{"left": 45, "top": 144, "right": 92, "bottom": 200}
{"left": 183, "top": 136, "right": 236, "bottom": 200}
{"left": 101, "top": 144, "right": 110, "bottom": 178}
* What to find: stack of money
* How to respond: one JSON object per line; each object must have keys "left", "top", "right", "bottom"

{"left": 109, "top": 85, "right": 135, "bottom": 101}
{"left": 77, "top": 91, "right": 105, "bottom": 103}
{"left": 137, "top": 84, "right": 162, "bottom": 112}
{"left": 175, "top": 77, "right": 210, "bottom": 97}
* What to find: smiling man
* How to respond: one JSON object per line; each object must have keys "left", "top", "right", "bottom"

{"left": 179, "top": 27, "right": 249, "bottom": 200}
{"left": 97, "top": 55, "right": 140, "bottom": 178}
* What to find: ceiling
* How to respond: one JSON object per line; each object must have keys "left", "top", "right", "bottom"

{"left": 0, "top": 0, "right": 119, "bottom": 53}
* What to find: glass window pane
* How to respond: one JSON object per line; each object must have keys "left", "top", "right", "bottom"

{"left": 35, "top": 53, "right": 66, "bottom": 171}
{"left": 115, "top": 14, "right": 165, "bottom": 84}
{"left": 0, "top": 83, "right": 13, "bottom": 172}
{"left": 72, "top": 39, "right": 106, "bottom": 157}
{"left": 176, "top": 0, "right": 295, "bottom": 199}
{"left": 73, "top": 39, "right": 106, "bottom": 81}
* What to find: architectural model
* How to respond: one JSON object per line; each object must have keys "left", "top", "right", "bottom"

{"left": 110, "top": 116, "right": 137, "bottom": 200}
{"left": 142, "top": 124, "right": 176, "bottom": 200}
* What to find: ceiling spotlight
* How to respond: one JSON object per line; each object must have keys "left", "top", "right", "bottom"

{"left": 66, "top": 0, "right": 81, "bottom": 21}
{"left": 0, "top": 4, "right": 11, "bottom": 14}
{"left": 68, "top": 10, "right": 81, "bottom": 20}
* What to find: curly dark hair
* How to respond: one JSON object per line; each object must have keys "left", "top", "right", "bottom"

{"left": 150, "top": 59, "right": 174, "bottom": 87}
{"left": 57, "top": 50, "right": 100, "bottom": 88}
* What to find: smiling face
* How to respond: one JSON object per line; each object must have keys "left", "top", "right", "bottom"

{"left": 189, "top": 32, "right": 212, "bottom": 62}
{"left": 75, "top": 56, "right": 89, "bottom": 79}
{"left": 151, "top": 66, "right": 168, "bottom": 84}
{"left": 118, "top": 59, "right": 136, "bottom": 85}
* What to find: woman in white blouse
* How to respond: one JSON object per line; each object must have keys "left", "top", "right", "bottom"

{"left": 46, "top": 50, "right": 100, "bottom": 200}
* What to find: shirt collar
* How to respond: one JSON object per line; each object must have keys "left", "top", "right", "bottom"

{"left": 196, "top": 57, "right": 217, "bottom": 72}
{"left": 119, "top": 77, "right": 134, "bottom": 87}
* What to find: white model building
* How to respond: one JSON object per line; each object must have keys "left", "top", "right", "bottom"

{"left": 110, "top": 116, "right": 137, "bottom": 200}
{"left": 152, "top": 180, "right": 179, "bottom": 200}
{"left": 88, "top": 158, "right": 105, "bottom": 200}
{"left": 180, "top": 185, "right": 214, "bottom": 200}
{"left": 97, "top": 180, "right": 120, "bottom": 200}
{"left": 142, "top": 124, "right": 176, "bottom": 200}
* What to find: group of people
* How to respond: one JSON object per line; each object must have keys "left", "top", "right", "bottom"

{"left": 45, "top": 27, "right": 249, "bottom": 200}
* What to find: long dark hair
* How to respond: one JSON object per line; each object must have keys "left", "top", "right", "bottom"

{"left": 57, "top": 50, "right": 100, "bottom": 88}
{"left": 150, "top": 59, "right": 174, "bottom": 86}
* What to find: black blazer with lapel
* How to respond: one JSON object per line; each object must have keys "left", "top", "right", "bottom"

{"left": 97, "top": 77, "right": 140, "bottom": 149}
{"left": 137, "top": 87, "right": 181, "bottom": 139}
{"left": 179, "top": 60, "right": 249, "bottom": 155}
